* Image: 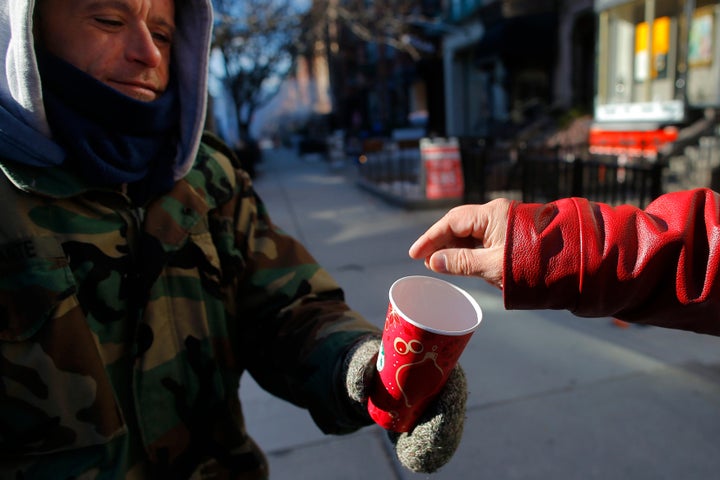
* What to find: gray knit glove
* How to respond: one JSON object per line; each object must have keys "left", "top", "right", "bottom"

{"left": 344, "top": 336, "right": 468, "bottom": 473}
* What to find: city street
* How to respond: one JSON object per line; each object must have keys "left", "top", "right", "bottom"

{"left": 239, "top": 147, "right": 720, "bottom": 480}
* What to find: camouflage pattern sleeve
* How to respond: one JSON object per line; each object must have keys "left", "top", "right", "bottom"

{"left": 0, "top": 134, "right": 381, "bottom": 478}
{"left": 200, "top": 135, "right": 381, "bottom": 434}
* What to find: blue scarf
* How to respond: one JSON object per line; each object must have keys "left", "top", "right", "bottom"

{"left": 37, "top": 49, "right": 179, "bottom": 204}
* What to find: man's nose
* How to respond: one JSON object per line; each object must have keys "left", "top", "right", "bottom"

{"left": 126, "top": 25, "right": 162, "bottom": 67}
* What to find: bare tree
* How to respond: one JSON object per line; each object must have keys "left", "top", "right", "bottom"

{"left": 212, "top": 0, "right": 303, "bottom": 137}
{"left": 302, "top": 0, "right": 441, "bottom": 62}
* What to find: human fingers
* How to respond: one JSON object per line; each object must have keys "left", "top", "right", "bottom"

{"left": 425, "top": 244, "right": 504, "bottom": 288}
{"left": 408, "top": 199, "right": 511, "bottom": 260}
{"left": 408, "top": 205, "right": 485, "bottom": 260}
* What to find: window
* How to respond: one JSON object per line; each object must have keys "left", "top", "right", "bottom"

{"left": 686, "top": 2, "right": 720, "bottom": 106}
{"left": 596, "top": 0, "right": 687, "bottom": 123}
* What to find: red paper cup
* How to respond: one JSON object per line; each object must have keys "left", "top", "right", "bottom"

{"left": 367, "top": 275, "right": 482, "bottom": 432}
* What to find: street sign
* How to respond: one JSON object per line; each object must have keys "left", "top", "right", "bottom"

{"left": 420, "top": 137, "right": 465, "bottom": 199}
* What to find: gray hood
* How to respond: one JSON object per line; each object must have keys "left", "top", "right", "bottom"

{"left": 0, "top": 0, "right": 214, "bottom": 183}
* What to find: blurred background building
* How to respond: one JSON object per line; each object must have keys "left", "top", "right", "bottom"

{"left": 209, "top": 0, "right": 720, "bottom": 202}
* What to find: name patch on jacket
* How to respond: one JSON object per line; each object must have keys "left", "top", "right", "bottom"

{"left": 0, "top": 237, "right": 64, "bottom": 263}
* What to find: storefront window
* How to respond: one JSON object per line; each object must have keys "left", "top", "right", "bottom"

{"left": 687, "top": 1, "right": 720, "bottom": 106}
{"left": 596, "top": 0, "right": 687, "bottom": 123}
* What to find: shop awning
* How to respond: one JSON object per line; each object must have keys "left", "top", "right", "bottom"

{"left": 474, "top": 13, "right": 558, "bottom": 64}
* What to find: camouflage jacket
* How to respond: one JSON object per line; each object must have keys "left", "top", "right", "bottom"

{"left": 0, "top": 133, "right": 378, "bottom": 479}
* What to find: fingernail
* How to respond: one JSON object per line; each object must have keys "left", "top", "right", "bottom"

{"left": 408, "top": 240, "right": 420, "bottom": 257}
{"left": 431, "top": 253, "right": 448, "bottom": 273}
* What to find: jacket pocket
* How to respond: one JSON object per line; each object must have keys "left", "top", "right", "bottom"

{"left": 0, "top": 239, "right": 125, "bottom": 456}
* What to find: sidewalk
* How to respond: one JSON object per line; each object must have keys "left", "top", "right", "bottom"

{"left": 241, "top": 148, "right": 720, "bottom": 480}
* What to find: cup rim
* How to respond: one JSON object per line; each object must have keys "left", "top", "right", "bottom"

{"left": 389, "top": 275, "right": 482, "bottom": 336}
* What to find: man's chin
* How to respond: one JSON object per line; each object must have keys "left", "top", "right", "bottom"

{"left": 109, "top": 82, "right": 161, "bottom": 102}
{"left": 121, "top": 89, "right": 160, "bottom": 102}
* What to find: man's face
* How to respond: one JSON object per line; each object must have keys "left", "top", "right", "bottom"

{"left": 35, "top": 0, "right": 175, "bottom": 102}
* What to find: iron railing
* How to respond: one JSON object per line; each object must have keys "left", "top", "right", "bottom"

{"left": 358, "top": 137, "right": 670, "bottom": 209}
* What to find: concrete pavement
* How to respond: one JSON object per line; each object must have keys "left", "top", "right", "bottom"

{"left": 240, "top": 147, "right": 720, "bottom": 479}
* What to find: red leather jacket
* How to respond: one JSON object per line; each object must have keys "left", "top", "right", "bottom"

{"left": 504, "top": 188, "right": 720, "bottom": 336}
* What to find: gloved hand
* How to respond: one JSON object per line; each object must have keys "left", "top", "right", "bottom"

{"left": 343, "top": 335, "right": 468, "bottom": 473}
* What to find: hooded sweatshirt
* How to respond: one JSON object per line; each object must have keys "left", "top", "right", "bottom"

{"left": 0, "top": 1, "right": 378, "bottom": 479}
{"left": 0, "top": 0, "right": 212, "bottom": 184}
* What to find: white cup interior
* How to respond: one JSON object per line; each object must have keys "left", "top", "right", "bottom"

{"left": 389, "top": 276, "right": 482, "bottom": 335}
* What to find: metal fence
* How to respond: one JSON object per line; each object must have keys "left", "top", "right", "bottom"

{"left": 459, "top": 139, "right": 665, "bottom": 208}
{"left": 356, "top": 136, "right": 720, "bottom": 209}
{"left": 356, "top": 138, "right": 424, "bottom": 202}
{"left": 519, "top": 150, "right": 664, "bottom": 208}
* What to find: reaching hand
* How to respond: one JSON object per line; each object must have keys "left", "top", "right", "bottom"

{"left": 408, "top": 199, "right": 511, "bottom": 289}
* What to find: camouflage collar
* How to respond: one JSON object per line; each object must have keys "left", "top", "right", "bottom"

{"left": 0, "top": 137, "right": 236, "bottom": 207}
{"left": 0, "top": 159, "right": 96, "bottom": 198}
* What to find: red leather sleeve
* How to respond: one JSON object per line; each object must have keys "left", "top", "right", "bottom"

{"left": 503, "top": 188, "right": 720, "bottom": 336}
